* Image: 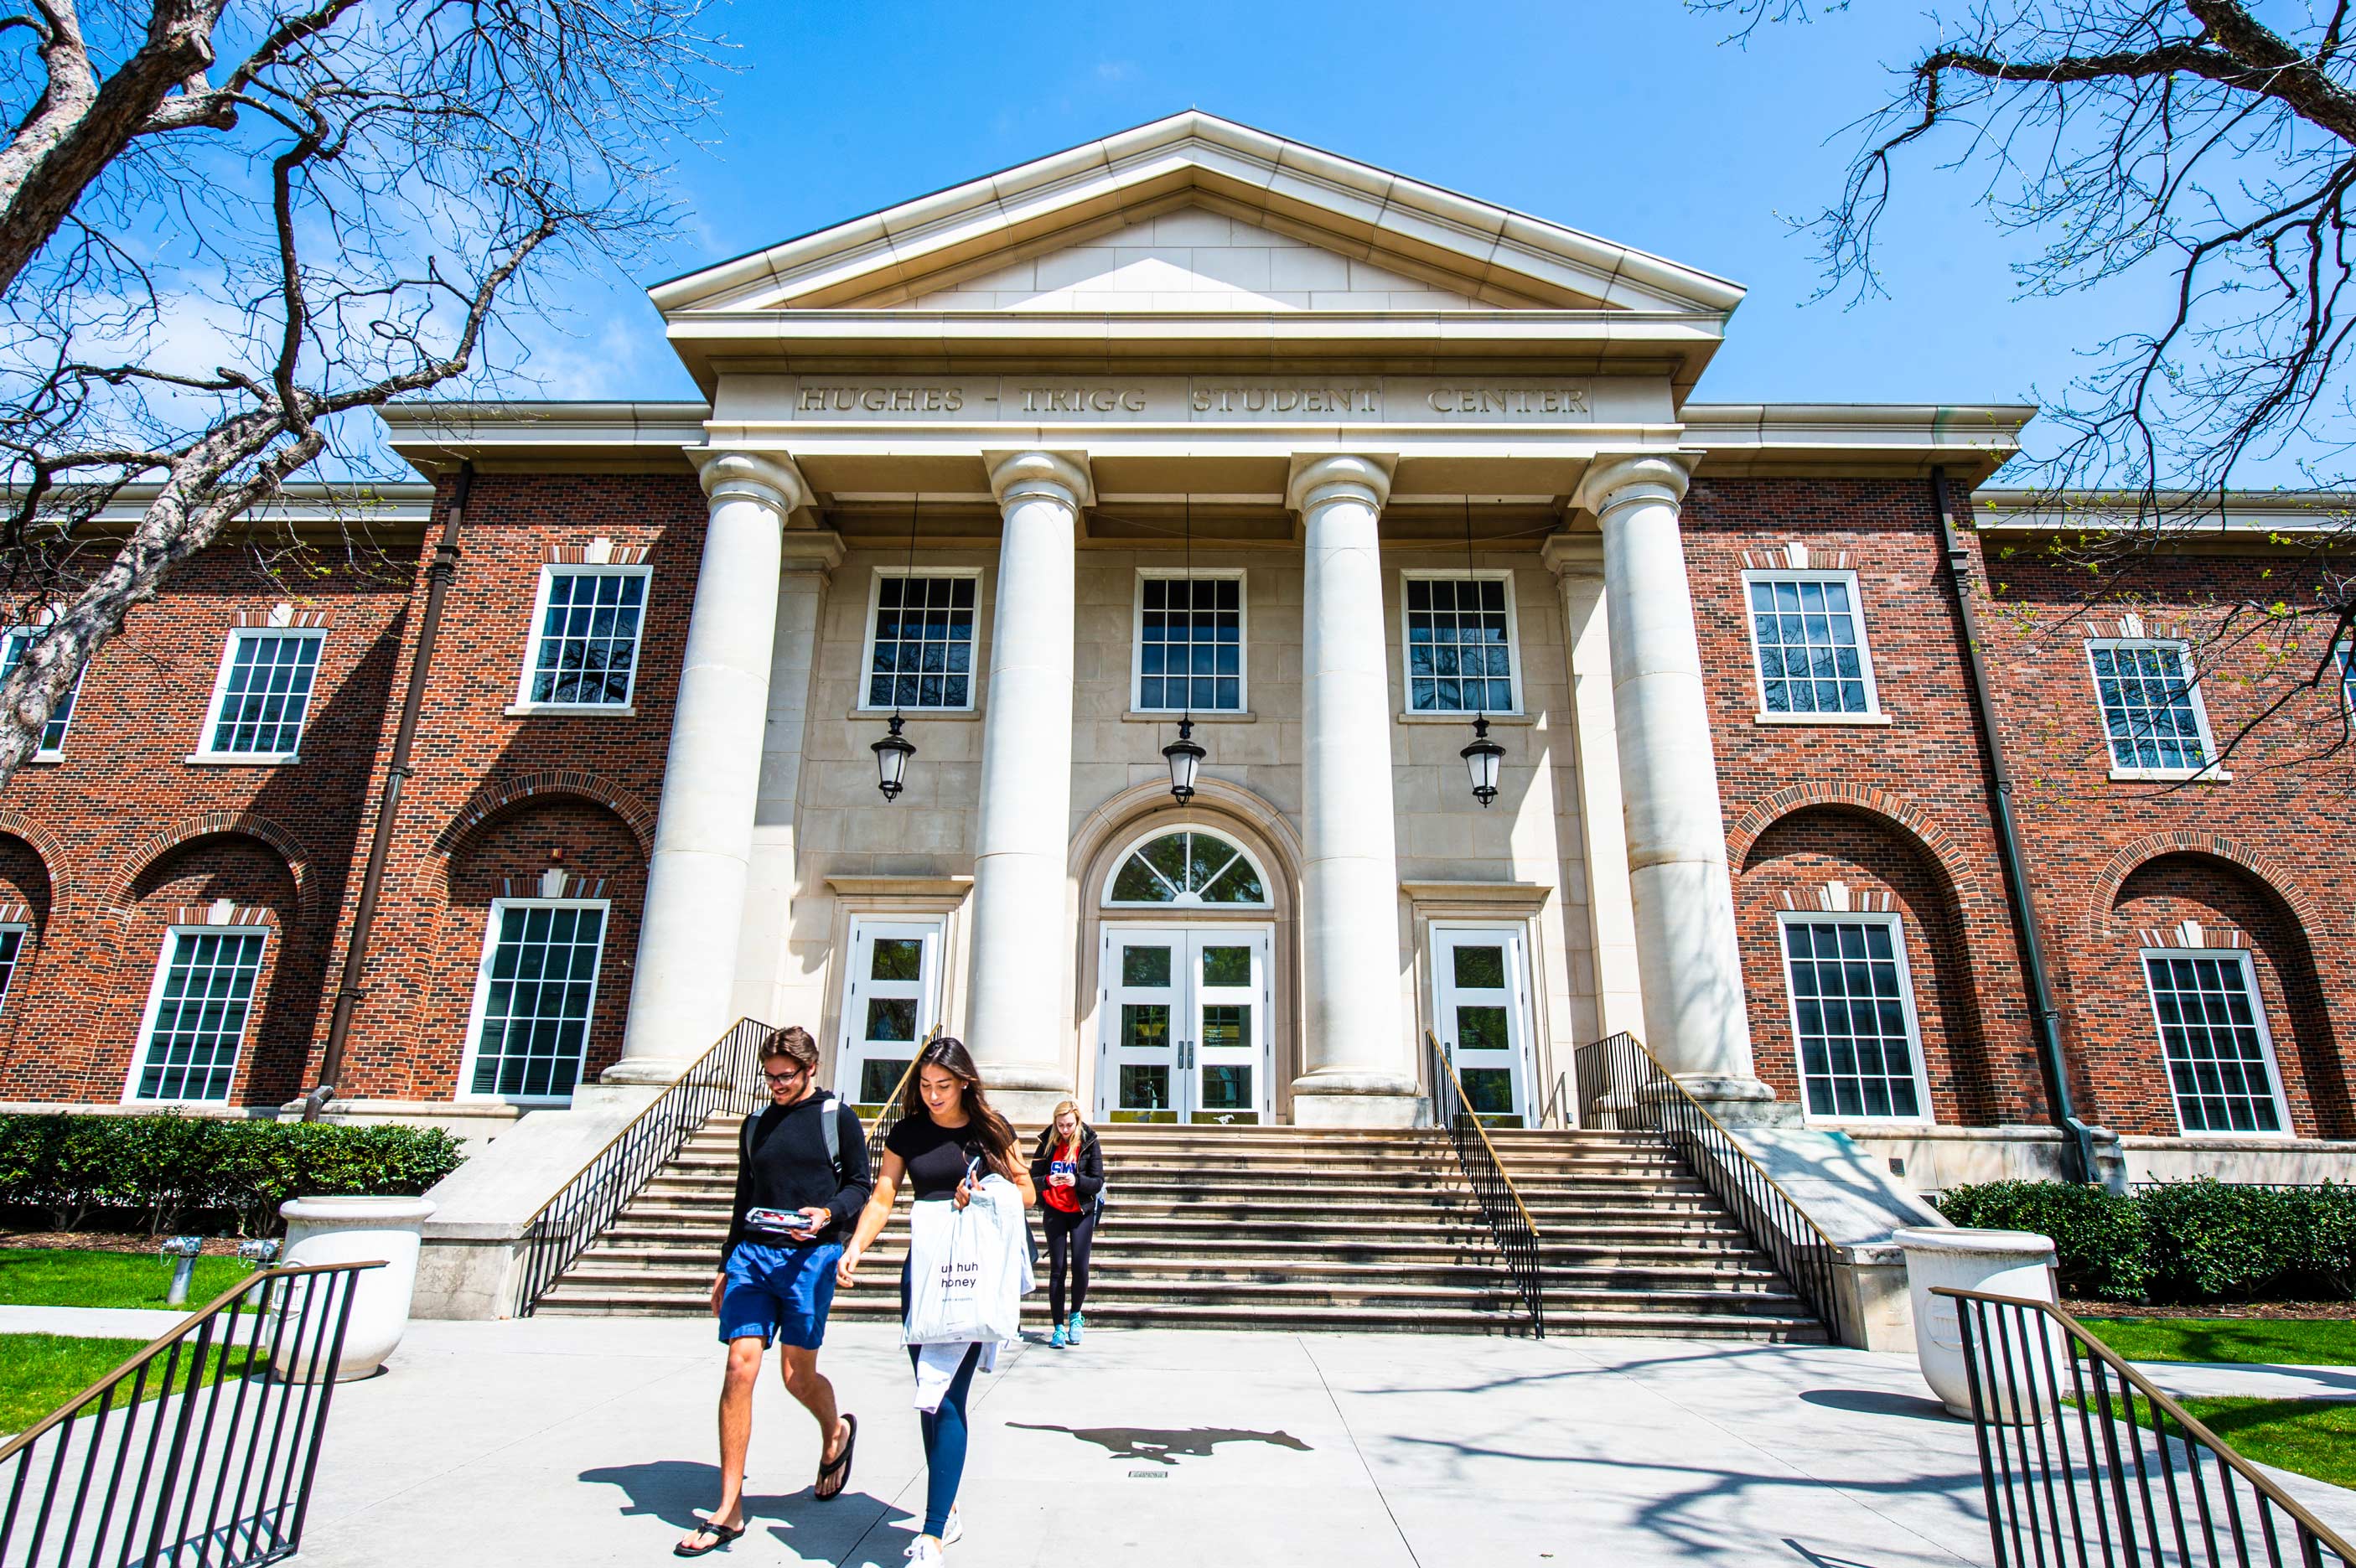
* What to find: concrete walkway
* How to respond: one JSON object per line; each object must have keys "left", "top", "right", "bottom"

{"left": 267, "top": 1317, "right": 2349, "bottom": 1568}
{"left": 0, "top": 1303, "right": 191, "bottom": 1338}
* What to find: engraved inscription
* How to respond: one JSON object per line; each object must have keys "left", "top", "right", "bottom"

{"left": 797, "top": 384, "right": 968, "bottom": 413}
{"left": 1017, "top": 386, "right": 1149, "bottom": 414}
{"left": 1189, "top": 382, "right": 1380, "bottom": 417}
{"left": 1424, "top": 386, "right": 1588, "bottom": 416}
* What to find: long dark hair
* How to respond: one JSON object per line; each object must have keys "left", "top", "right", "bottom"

{"left": 902, "top": 1036, "right": 1018, "bottom": 1174}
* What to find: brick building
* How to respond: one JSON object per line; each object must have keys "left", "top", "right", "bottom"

{"left": 6, "top": 113, "right": 2350, "bottom": 1196}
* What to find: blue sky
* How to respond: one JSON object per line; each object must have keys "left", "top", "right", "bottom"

{"left": 513, "top": 2, "right": 2154, "bottom": 453}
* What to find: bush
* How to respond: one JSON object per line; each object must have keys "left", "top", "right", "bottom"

{"left": 0, "top": 1113, "right": 465, "bottom": 1236}
{"left": 1934, "top": 1179, "right": 2356, "bottom": 1305}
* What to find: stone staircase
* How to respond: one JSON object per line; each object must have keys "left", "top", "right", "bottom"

{"left": 534, "top": 1122, "right": 1827, "bottom": 1340}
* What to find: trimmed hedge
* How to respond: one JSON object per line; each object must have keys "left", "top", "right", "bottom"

{"left": 1934, "top": 1179, "right": 2356, "bottom": 1305}
{"left": 0, "top": 1113, "right": 465, "bottom": 1236}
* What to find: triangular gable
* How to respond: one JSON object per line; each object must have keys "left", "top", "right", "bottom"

{"left": 900, "top": 204, "right": 1485, "bottom": 312}
{"left": 652, "top": 111, "right": 1744, "bottom": 318}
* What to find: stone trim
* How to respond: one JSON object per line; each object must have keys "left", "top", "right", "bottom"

{"left": 543, "top": 537, "right": 649, "bottom": 567}
{"left": 2084, "top": 611, "right": 2187, "bottom": 643}
{"left": 110, "top": 810, "right": 313, "bottom": 919}
{"left": 1741, "top": 541, "right": 1856, "bottom": 572}
{"left": 2139, "top": 918, "right": 2247, "bottom": 951}
{"left": 230, "top": 603, "right": 331, "bottom": 629}
{"left": 2087, "top": 831, "right": 2325, "bottom": 944}
{"left": 1727, "top": 781, "right": 1968, "bottom": 880}
{"left": 0, "top": 808, "right": 70, "bottom": 898}
{"left": 438, "top": 769, "right": 658, "bottom": 858}
{"left": 169, "top": 898, "right": 276, "bottom": 928}
{"left": 1777, "top": 882, "right": 1898, "bottom": 915}
{"left": 495, "top": 870, "right": 609, "bottom": 900}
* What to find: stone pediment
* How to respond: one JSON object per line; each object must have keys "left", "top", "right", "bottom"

{"left": 651, "top": 111, "right": 1745, "bottom": 318}
{"left": 898, "top": 204, "right": 1485, "bottom": 313}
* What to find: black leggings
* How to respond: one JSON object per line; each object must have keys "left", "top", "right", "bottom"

{"left": 1042, "top": 1203, "right": 1098, "bottom": 1321}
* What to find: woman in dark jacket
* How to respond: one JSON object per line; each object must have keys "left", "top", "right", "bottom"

{"left": 1028, "top": 1100, "right": 1105, "bottom": 1346}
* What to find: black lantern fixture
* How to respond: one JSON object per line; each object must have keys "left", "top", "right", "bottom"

{"left": 872, "top": 712, "right": 915, "bottom": 801}
{"left": 872, "top": 494, "right": 921, "bottom": 802}
{"left": 1460, "top": 715, "right": 1504, "bottom": 808}
{"left": 1163, "top": 494, "right": 1208, "bottom": 805}
{"left": 1459, "top": 496, "right": 1503, "bottom": 808}
{"left": 1162, "top": 717, "right": 1205, "bottom": 802}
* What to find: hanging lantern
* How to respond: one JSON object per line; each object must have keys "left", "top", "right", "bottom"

{"left": 1460, "top": 715, "right": 1504, "bottom": 808}
{"left": 872, "top": 713, "right": 915, "bottom": 802}
{"left": 1162, "top": 717, "right": 1205, "bottom": 804}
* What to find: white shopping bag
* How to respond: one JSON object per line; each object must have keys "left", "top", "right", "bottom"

{"left": 903, "top": 1175, "right": 1028, "bottom": 1346}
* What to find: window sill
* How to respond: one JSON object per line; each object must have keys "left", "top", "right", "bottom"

{"left": 2167, "top": 1126, "right": 2294, "bottom": 1141}
{"left": 1124, "top": 709, "right": 1256, "bottom": 724}
{"left": 1397, "top": 711, "right": 1531, "bottom": 725}
{"left": 2108, "top": 765, "right": 2232, "bottom": 783}
{"left": 1753, "top": 712, "right": 1891, "bottom": 727}
{"left": 21, "top": 754, "right": 60, "bottom": 766}
{"left": 848, "top": 706, "right": 981, "bottom": 722}
{"left": 184, "top": 753, "right": 298, "bottom": 767}
{"left": 504, "top": 702, "right": 637, "bottom": 718}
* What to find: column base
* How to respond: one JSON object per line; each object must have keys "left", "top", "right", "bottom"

{"left": 973, "top": 1064, "right": 1074, "bottom": 1129}
{"left": 1291, "top": 1070, "right": 1423, "bottom": 1128}
{"left": 1672, "top": 1074, "right": 1799, "bottom": 1128}
{"left": 598, "top": 1058, "right": 695, "bottom": 1088}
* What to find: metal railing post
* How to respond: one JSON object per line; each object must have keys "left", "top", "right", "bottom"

{"left": 1423, "top": 1029, "right": 1546, "bottom": 1335}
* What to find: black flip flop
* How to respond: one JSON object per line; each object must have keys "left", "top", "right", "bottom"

{"left": 674, "top": 1519, "right": 745, "bottom": 1558}
{"left": 815, "top": 1413, "right": 857, "bottom": 1501}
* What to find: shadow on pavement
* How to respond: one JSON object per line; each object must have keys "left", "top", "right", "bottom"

{"left": 581, "top": 1460, "right": 903, "bottom": 1560}
{"left": 1798, "top": 1389, "right": 1961, "bottom": 1424}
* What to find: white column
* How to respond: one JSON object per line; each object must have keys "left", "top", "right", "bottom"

{"left": 1581, "top": 453, "right": 1771, "bottom": 1114}
{"left": 1287, "top": 453, "right": 1419, "bottom": 1126}
{"left": 608, "top": 452, "right": 808, "bottom": 1083}
{"left": 1541, "top": 535, "right": 1644, "bottom": 1041}
{"left": 737, "top": 530, "right": 845, "bottom": 1032}
{"left": 962, "top": 450, "right": 1090, "bottom": 1116}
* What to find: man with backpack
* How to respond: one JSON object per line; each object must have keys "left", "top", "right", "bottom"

{"left": 677, "top": 1026, "right": 872, "bottom": 1556}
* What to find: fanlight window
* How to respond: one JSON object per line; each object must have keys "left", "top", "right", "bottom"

{"left": 1107, "top": 831, "right": 1268, "bottom": 907}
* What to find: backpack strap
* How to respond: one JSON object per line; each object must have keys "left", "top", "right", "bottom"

{"left": 818, "top": 1089, "right": 843, "bottom": 1183}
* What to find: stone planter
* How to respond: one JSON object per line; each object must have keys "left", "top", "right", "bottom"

{"left": 274, "top": 1195, "right": 436, "bottom": 1381}
{"left": 1893, "top": 1226, "right": 2059, "bottom": 1421}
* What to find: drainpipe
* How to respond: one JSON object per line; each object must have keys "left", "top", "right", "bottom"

{"left": 1931, "top": 467, "right": 2098, "bottom": 1183}
{"left": 305, "top": 461, "right": 474, "bottom": 1122}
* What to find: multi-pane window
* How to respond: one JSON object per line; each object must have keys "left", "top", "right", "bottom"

{"left": 863, "top": 573, "right": 976, "bottom": 710}
{"left": 1779, "top": 917, "right": 1928, "bottom": 1121}
{"left": 201, "top": 630, "right": 322, "bottom": 758}
{"left": 523, "top": 568, "right": 647, "bottom": 706}
{"left": 1136, "top": 574, "right": 1244, "bottom": 712}
{"left": 0, "top": 628, "right": 82, "bottom": 757}
{"left": 463, "top": 902, "right": 608, "bottom": 1101}
{"left": 0, "top": 924, "right": 27, "bottom": 1011}
{"left": 2339, "top": 639, "right": 2355, "bottom": 724}
{"left": 131, "top": 929, "right": 267, "bottom": 1102}
{"left": 2088, "top": 640, "right": 2214, "bottom": 774}
{"left": 1745, "top": 573, "right": 1878, "bottom": 717}
{"left": 2143, "top": 950, "right": 2287, "bottom": 1135}
{"left": 1403, "top": 575, "right": 1516, "bottom": 713}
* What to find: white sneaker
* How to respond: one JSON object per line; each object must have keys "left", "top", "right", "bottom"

{"left": 903, "top": 1512, "right": 961, "bottom": 1557}
{"left": 907, "top": 1538, "right": 945, "bottom": 1565}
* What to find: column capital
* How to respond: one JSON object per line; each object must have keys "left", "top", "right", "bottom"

{"left": 696, "top": 450, "right": 811, "bottom": 519}
{"left": 777, "top": 530, "right": 846, "bottom": 576}
{"left": 1540, "top": 531, "right": 1605, "bottom": 578}
{"left": 1574, "top": 452, "right": 1695, "bottom": 518}
{"left": 984, "top": 449, "right": 1093, "bottom": 510}
{"left": 1286, "top": 452, "right": 1395, "bottom": 514}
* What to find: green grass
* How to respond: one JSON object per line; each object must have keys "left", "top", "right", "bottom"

{"left": 2076, "top": 1391, "right": 2356, "bottom": 1493}
{"left": 0, "top": 1333, "right": 261, "bottom": 1434}
{"left": 0, "top": 1247, "right": 252, "bottom": 1310}
{"left": 2075, "top": 1317, "right": 2356, "bottom": 1368}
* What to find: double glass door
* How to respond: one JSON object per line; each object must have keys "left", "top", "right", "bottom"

{"left": 1097, "top": 925, "right": 1271, "bottom": 1124}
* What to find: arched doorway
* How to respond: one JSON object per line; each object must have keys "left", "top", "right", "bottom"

{"left": 1095, "top": 825, "right": 1275, "bottom": 1124}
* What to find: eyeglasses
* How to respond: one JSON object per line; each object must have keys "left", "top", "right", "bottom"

{"left": 763, "top": 1067, "right": 810, "bottom": 1085}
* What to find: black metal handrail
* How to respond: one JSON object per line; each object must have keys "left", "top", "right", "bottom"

{"left": 0, "top": 1260, "right": 376, "bottom": 1568}
{"left": 1535, "top": 1069, "right": 1577, "bottom": 1131}
{"left": 1423, "top": 1029, "right": 1545, "bottom": 1336}
{"left": 1942, "top": 1286, "right": 2353, "bottom": 1568}
{"left": 515, "top": 1017, "right": 773, "bottom": 1315}
{"left": 1574, "top": 1031, "right": 1846, "bottom": 1343}
{"left": 862, "top": 1025, "right": 941, "bottom": 1169}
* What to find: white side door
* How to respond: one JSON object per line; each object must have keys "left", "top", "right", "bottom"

{"left": 1432, "top": 925, "right": 1535, "bottom": 1126}
{"left": 837, "top": 918, "right": 942, "bottom": 1108}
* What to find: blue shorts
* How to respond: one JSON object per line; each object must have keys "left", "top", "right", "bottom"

{"left": 719, "top": 1242, "right": 843, "bottom": 1349}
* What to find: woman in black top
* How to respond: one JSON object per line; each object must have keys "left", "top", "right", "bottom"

{"left": 837, "top": 1038, "right": 1033, "bottom": 1565}
{"left": 1028, "top": 1100, "right": 1104, "bottom": 1347}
